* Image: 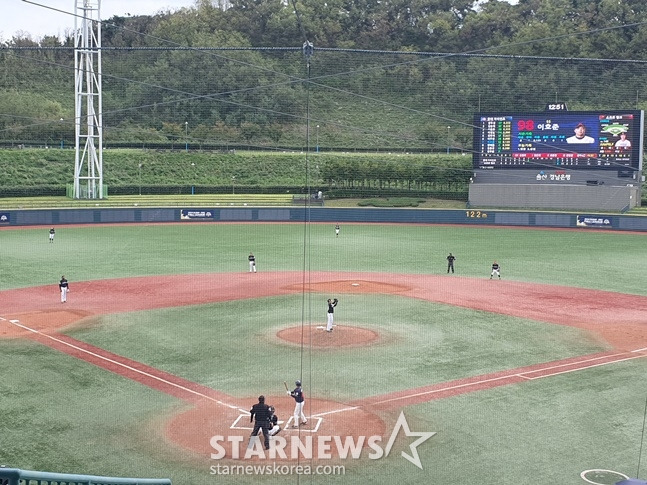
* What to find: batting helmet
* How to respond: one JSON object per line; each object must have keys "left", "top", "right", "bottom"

{"left": 295, "top": 380, "right": 301, "bottom": 386}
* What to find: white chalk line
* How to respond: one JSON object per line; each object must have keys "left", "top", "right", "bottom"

{"left": 2, "top": 315, "right": 646, "bottom": 422}
{"left": 323, "top": 349, "right": 647, "bottom": 411}
{"left": 1, "top": 317, "right": 246, "bottom": 413}
{"left": 521, "top": 354, "right": 645, "bottom": 380}
{"left": 515, "top": 351, "right": 633, "bottom": 378}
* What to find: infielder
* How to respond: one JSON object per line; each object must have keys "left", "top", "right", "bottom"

{"left": 447, "top": 253, "right": 456, "bottom": 273}
{"left": 49, "top": 227, "right": 55, "bottom": 243}
{"left": 287, "top": 380, "right": 307, "bottom": 427}
{"left": 490, "top": 261, "right": 501, "bottom": 279}
{"left": 59, "top": 275, "right": 69, "bottom": 303}
{"left": 248, "top": 252, "right": 257, "bottom": 273}
{"left": 326, "top": 298, "right": 338, "bottom": 332}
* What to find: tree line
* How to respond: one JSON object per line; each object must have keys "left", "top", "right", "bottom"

{"left": 1, "top": 0, "right": 647, "bottom": 152}
{"left": 0, "top": 149, "right": 472, "bottom": 199}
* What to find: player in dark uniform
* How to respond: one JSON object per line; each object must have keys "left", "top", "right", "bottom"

{"left": 490, "top": 261, "right": 501, "bottom": 279}
{"left": 446, "top": 253, "right": 455, "bottom": 273}
{"left": 287, "top": 380, "right": 307, "bottom": 427}
{"left": 59, "top": 276, "right": 69, "bottom": 303}
{"left": 249, "top": 395, "right": 271, "bottom": 449}
{"left": 268, "top": 405, "right": 281, "bottom": 436}
{"left": 326, "top": 298, "right": 338, "bottom": 332}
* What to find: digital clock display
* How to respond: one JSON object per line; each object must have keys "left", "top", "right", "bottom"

{"left": 472, "top": 110, "right": 644, "bottom": 171}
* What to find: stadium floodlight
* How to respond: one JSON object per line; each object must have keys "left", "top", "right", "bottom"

{"left": 73, "top": 0, "right": 103, "bottom": 199}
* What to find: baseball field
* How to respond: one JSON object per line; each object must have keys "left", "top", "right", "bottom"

{"left": 1, "top": 221, "right": 647, "bottom": 485}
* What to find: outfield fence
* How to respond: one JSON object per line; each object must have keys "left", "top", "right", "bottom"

{"left": 0, "top": 468, "right": 170, "bottom": 485}
{"left": 0, "top": 207, "right": 646, "bottom": 231}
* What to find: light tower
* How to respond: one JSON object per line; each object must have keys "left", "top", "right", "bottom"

{"left": 73, "top": 0, "right": 103, "bottom": 199}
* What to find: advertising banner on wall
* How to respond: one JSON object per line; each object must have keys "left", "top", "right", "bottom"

{"left": 576, "top": 215, "right": 612, "bottom": 228}
{"left": 180, "top": 210, "right": 214, "bottom": 220}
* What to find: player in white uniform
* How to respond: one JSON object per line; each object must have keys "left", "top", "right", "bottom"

{"left": 59, "top": 276, "right": 69, "bottom": 302}
{"left": 287, "top": 380, "right": 307, "bottom": 427}
{"left": 490, "top": 262, "right": 501, "bottom": 279}
{"left": 326, "top": 298, "right": 338, "bottom": 332}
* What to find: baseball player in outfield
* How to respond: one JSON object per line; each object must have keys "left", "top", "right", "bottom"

{"left": 490, "top": 261, "right": 501, "bottom": 279}
{"left": 248, "top": 252, "right": 257, "bottom": 273}
{"left": 335, "top": 223, "right": 340, "bottom": 237}
{"left": 49, "top": 227, "right": 55, "bottom": 243}
{"left": 59, "top": 275, "right": 69, "bottom": 303}
{"left": 326, "top": 298, "right": 338, "bottom": 332}
{"left": 287, "top": 380, "right": 307, "bottom": 428}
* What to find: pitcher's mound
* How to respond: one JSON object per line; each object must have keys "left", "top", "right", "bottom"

{"left": 277, "top": 325, "right": 380, "bottom": 347}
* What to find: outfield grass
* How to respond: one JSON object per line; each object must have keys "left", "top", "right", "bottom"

{"left": 1, "top": 222, "right": 646, "bottom": 485}
{"left": 1, "top": 223, "right": 646, "bottom": 294}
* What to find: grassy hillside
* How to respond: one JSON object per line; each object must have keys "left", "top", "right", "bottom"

{"left": 0, "top": 148, "right": 470, "bottom": 192}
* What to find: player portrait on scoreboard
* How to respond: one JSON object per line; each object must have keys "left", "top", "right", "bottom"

{"left": 566, "top": 122, "right": 595, "bottom": 144}
{"left": 615, "top": 131, "right": 631, "bottom": 149}
{"left": 474, "top": 111, "right": 641, "bottom": 171}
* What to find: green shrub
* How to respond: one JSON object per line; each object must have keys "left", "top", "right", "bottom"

{"left": 357, "top": 197, "right": 427, "bottom": 207}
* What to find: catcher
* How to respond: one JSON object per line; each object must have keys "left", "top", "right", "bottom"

{"left": 252, "top": 404, "right": 281, "bottom": 438}
{"left": 249, "top": 395, "right": 271, "bottom": 450}
{"left": 268, "top": 406, "right": 281, "bottom": 436}
{"left": 326, "top": 298, "right": 338, "bottom": 332}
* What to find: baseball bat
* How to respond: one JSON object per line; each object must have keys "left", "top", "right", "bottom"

{"left": 283, "top": 381, "right": 289, "bottom": 392}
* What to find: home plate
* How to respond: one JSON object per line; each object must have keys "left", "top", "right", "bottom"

{"left": 351, "top": 283, "right": 360, "bottom": 286}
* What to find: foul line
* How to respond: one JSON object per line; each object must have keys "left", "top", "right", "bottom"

{"left": 323, "top": 348, "right": 647, "bottom": 412}
{"left": 3, "top": 316, "right": 646, "bottom": 421}
{"left": 3, "top": 318, "right": 245, "bottom": 413}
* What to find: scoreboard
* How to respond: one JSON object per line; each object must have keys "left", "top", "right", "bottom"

{"left": 472, "top": 110, "right": 644, "bottom": 171}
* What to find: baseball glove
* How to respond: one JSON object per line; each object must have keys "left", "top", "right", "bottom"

{"left": 333, "top": 298, "right": 338, "bottom": 304}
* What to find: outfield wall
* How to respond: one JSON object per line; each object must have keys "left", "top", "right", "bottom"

{"left": 468, "top": 183, "right": 639, "bottom": 212}
{"left": 1, "top": 207, "right": 647, "bottom": 231}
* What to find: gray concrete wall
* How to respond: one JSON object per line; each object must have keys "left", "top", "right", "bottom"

{"left": 468, "top": 184, "right": 638, "bottom": 211}
{"left": 469, "top": 167, "right": 641, "bottom": 210}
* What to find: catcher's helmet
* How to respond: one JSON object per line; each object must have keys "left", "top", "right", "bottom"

{"left": 268, "top": 406, "right": 275, "bottom": 413}
{"left": 295, "top": 380, "right": 301, "bottom": 386}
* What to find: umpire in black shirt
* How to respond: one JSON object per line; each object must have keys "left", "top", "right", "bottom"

{"left": 250, "top": 395, "right": 272, "bottom": 450}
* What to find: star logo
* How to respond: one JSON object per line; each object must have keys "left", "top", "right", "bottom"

{"left": 383, "top": 411, "right": 436, "bottom": 469}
